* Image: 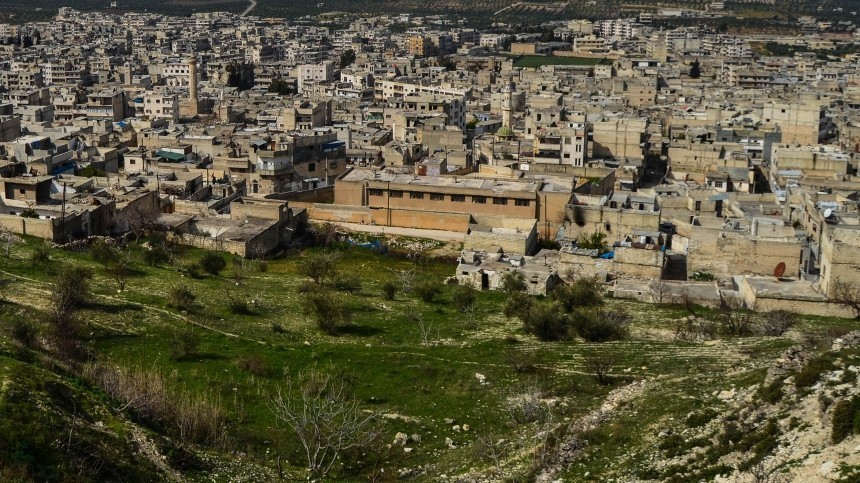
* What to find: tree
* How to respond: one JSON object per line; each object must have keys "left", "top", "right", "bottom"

{"left": 299, "top": 250, "right": 341, "bottom": 285}
{"left": 49, "top": 266, "right": 92, "bottom": 354}
{"left": 522, "top": 302, "right": 569, "bottom": 341}
{"left": 552, "top": 277, "right": 603, "bottom": 312}
{"left": 269, "top": 367, "right": 380, "bottom": 479}
{"left": 303, "top": 290, "right": 351, "bottom": 334}
{"left": 584, "top": 350, "right": 615, "bottom": 385}
{"left": 89, "top": 239, "right": 116, "bottom": 268}
{"left": 650, "top": 278, "right": 670, "bottom": 304}
{"left": 831, "top": 279, "right": 860, "bottom": 319}
{"left": 761, "top": 310, "right": 798, "bottom": 336}
{"left": 414, "top": 279, "right": 442, "bottom": 303}
{"left": 577, "top": 232, "right": 609, "bottom": 255}
{"left": 199, "top": 252, "right": 227, "bottom": 276}
{"left": 167, "top": 284, "right": 196, "bottom": 311}
{"left": 381, "top": 281, "right": 397, "bottom": 300}
{"left": 339, "top": 49, "right": 356, "bottom": 69}
{"left": 499, "top": 271, "right": 527, "bottom": 294}
{"left": 268, "top": 79, "right": 294, "bottom": 95}
{"left": 570, "top": 307, "right": 630, "bottom": 342}
{"left": 170, "top": 326, "right": 201, "bottom": 361}
{"left": 108, "top": 250, "right": 132, "bottom": 292}
{"left": 453, "top": 283, "right": 477, "bottom": 313}
{"left": 689, "top": 60, "right": 701, "bottom": 79}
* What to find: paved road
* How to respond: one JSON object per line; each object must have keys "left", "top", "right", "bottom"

{"left": 328, "top": 222, "right": 466, "bottom": 243}
{"left": 241, "top": 0, "right": 257, "bottom": 16}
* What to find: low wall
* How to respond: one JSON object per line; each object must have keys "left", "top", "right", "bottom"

{"left": 0, "top": 214, "right": 58, "bottom": 241}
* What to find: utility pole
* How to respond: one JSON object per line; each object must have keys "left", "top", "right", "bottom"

{"left": 60, "top": 181, "right": 68, "bottom": 243}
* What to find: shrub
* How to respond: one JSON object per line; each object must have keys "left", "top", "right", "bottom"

{"left": 48, "top": 266, "right": 92, "bottom": 352}
{"left": 761, "top": 310, "right": 798, "bottom": 336}
{"left": 795, "top": 356, "right": 836, "bottom": 388}
{"left": 499, "top": 271, "right": 527, "bottom": 294}
{"left": 30, "top": 244, "right": 51, "bottom": 267}
{"left": 167, "top": 284, "right": 196, "bottom": 311}
{"left": 831, "top": 396, "right": 860, "bottom": 444}
{"left": 686, "top": 408, "right": 718, "bottom": 428}
{"left": 333, "top": 274, "right": 362, "bottom": 294}
{"left": 691, "top": 271, "right": 715, "bottom": 281}
{"left": 453, "top": 283, "right": 477, "bottom": 312}
{"left": 199, "top": 253, "right": 227, "bottom": 276}
{"left": 170, "top": 327, "right": 201, "bottom": 361}
{"left": 297, "top": 281, "right": 316, "bottom": 294}
{"left": 522, "top": 303, "right": 569, "bottom": 341}
{"left": 552, "top": 277, "right": 603, "bottom": 313}
{"left": 303, "top": 290, "right": 351, "bottom": 335}
{"left": 235, "top": 354, "right": 271, "bottom": 377}
{"left": 758, "top": 380, "right": 784, "bottom": 404}
{"left": 271, "top": 322, "right": 286, "bottom": 333}
{"left": 414, "top": 279, "right": 442, "bottom": 303}
{"left": 299, "top": 250, "right": 340, "bottom": 285}
{"left": 183, "top": 263, "right": 202, "bottom": 279}
{"left": 381, "top": 281, "right": 397, "bottom": 300}
{"left": 570, "top": 307, "right": 630, "bottom": 342}
{"left": 225, "top": 291, "right": 252, "bottom": 315}
{"left": 143, "top": 246, "right": 171, "bottom": 267}
{"left": 11, "top": 319, "right": 38, "bottom": 347}
{"left": 89, "top": 239, "right": 116, "bottom": 268}
{"left": 504, "top": 292, "right": 534, "bottom": 320}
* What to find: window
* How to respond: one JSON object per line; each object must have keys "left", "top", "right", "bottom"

{"left": 472, "top": 196, "right": 486, "bottom": 204}
{"left": 330, "top": 162, "right": 337, "bottom": 169}
{"left": 695, "top": 201, "right": 702, "bottom": 211}
{"left": 409, "top": 192, "right": 424, "bottom": 199}
{"left": 493, "top": 198, "right": 507, "bottom": 205}
{"left": 308, "top": 163, "right": 316, "bottom": 172}
{"left": 390, "top": 190, "right": 403, "bottom": 198}
{"left": 368, "top": 189, "right": 383, "bottom": 196}
{"left": 430, "top": 193, "right": 444, "bottom": 201}
{"left": 515, "top": 199, "right": 530, "bottom": 207}
{"left": 19, "top": 189, "right": 25, "bottom": 195}
{"left": 714, "top": 181, "right": 723, "bottom": 188}
{"left": 451, "top": 195, "right": 465, "bottom": 202}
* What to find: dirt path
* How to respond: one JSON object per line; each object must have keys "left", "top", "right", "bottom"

{"left": 240, "top": 0, "right": 257, "bottom": 16}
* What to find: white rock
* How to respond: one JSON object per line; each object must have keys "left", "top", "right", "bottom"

{"left": 452, "top": 425, "right": 461, "bottom": 432}
{"left": 462, "top": 424, "right": 470, "bottom": 432}
{"left": 445, "top": 437, "right": 456, "bottom": 448}
{"left": 393, "top": 432, "right": 408, "bottom": 446}
{"left": 820, "top": 461, "right": 835, "bottom": 477}
{"left": 475, "top": 373, "right": 487, "bottom": 385}
{"left": 404, "top": 447, "right": 413, "bottom": 453}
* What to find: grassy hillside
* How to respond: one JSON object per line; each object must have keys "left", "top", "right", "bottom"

{"left": 0, "top": 231, "right": 858, "bottom": 480}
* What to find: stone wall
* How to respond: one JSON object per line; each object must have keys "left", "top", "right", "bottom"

{"left": 0, "top": 214, "right": 58, "bottom": 241}
{"left": 688, "top": 228, "right": 800, "bottom": 280}
{"left": 614, "top": 246, "right": 665, "bottom": 279}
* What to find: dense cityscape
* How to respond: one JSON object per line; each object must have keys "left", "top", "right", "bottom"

{"left": 0, "top": 3, "right": 858, "bottom": 482}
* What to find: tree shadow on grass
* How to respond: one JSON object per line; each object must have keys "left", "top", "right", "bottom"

{"left": 85, "top": 300, "right": 143, "bottom": 314}
{"left": 337, "top": 324, "right": 382, "bottom": 337}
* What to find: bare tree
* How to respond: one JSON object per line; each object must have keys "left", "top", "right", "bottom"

{"left": 0, "top": 226, "right": 18, "bottom": 258}
{"left": 269, "top": 367, "right": 380, "bottom": 480}
{"left": 584, "top": 350, "right": 614, "bottom": 386}
{"left": 748, "top": 459, "right": 792, "bottom": 483}
{"left": 390, "top": 268, "right": 415, "bottom": 294}
{"left": 831, "top": 279, "right": 860, "bottom": 319}
{"left": 761, "top": 310, "right": 799, "bottom": 336}
{"left": 650, "top": 278, "right": 670, "bottom": 304}
{"left": 505, "top": 381, "right": 549, "bottom": 424}
{"left": 125, "top": 203, "right": 159, "bottom": 243}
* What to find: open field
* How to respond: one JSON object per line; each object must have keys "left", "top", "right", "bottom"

{"left": 0, "top": 232, "right": 858, "bottom": 480}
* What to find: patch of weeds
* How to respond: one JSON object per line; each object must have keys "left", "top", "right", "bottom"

{"left": 758, "top": 380, "right": 784, "bottom": 404}
{"left": 686, "top": 408, "right": 718, "bottom": 428}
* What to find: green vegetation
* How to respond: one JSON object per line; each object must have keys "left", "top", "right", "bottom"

{"left": 0, "top": 233, "right": 857, "bottom": 480}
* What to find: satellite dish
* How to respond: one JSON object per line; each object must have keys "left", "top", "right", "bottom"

{"left": 823, "top": 208, "right": 833, "bottom": 218}
{"left": 774, "top": 262, "right": 786, "bottom": 279}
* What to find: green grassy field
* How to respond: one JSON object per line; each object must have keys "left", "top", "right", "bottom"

{"left": 0, "top": 234, "right": 857, "bottom": 480}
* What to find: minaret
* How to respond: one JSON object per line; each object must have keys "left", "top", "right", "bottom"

{"left": 188, "top": 56, "right": 199, "bottom": 117}
{"left": 501, "top": 81, "right": 513, "bottom": 129}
